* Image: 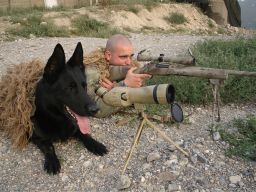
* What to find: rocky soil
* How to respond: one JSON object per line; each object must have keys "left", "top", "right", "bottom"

{"left": 0, "top": 34, "right": 256, "bottom": 192}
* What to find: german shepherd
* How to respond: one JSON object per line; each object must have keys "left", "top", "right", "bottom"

{"left": 31, "top": 42, "right": 108, "bottom": 174}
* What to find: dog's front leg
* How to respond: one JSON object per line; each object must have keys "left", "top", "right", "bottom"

{"left": 75, "top": 132, "right": 108, "bottom": 156}
{"left": 31, "top": 137, "right": 61, "bottom": 174}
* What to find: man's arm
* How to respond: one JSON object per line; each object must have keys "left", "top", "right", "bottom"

{"left": 100, "top": 67, "right": 151, "bottom": 90}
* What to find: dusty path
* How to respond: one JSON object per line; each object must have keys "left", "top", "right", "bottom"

{"left": 0, "top": 34, "right": 255, "bottom": 191}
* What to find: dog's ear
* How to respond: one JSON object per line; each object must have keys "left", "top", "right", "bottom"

{"left": 44, "top": 43, "right": 66, "bottom": 83}
{"left": 67, "top": 42, "right": 84, "bottom": 70}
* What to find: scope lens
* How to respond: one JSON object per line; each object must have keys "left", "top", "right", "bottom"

{"left": 166, "top": 85, "right": 175, "bottom": 104}
{"left": 170, "top": 103, "right": 183, "bottom": 123}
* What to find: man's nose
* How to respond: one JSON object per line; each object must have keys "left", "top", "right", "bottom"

{"left": 125, "top": 57, "right": 132, "bottom": 65}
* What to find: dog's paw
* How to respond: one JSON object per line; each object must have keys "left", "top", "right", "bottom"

{"left": 44, "top": 155, "right": 61, "bottom": 175}
{"left": 91, "top": 141, "right": 108, "bottom": 156}
{"left": 86, "top": 139, "right": 108, "bottom": 156}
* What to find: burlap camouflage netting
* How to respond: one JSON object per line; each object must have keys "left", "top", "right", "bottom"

{"left": 83, "top": 47, "right": 110, "bottom": 79}
{"left": 0, "top": 60, "right": 44, "bottom": 148}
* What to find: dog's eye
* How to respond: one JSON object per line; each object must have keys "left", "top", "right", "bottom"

{"left": 69, "top": 82, "right": 77, "bottom": 90}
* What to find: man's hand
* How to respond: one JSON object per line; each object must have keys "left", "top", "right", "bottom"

{"left": 99, "top": 78, "right": 116, "bottom": 91}
{"left": 124, "top": 67, "right": 151, "bottom": 88}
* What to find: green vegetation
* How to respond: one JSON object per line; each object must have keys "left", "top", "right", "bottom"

{"left": 219, "top": 116, "right": 256, "bottom": 161}
{"left": 0, "top": 6, "right": 67, "bottom": 17}
{"left": 146, "top": 37, "right": 256, "bottom": 105}
{"left": 127, "top": 5, "right": 140, "bottom": 14}
{"left": 72, "top": 15, "right": 121, "bottom": 38}
{"left": 107, "top": 0, "right": 160, "bottom": 6}
{"left": 7, "top": 14, "right": 69, "bottom": 38}
{"left": 1, "top": 6, "right": 70, "bottom": 38}
{"left": 208, "top": 19, "right": 214, "bottom": 28}
{"left": 165, "top": 12, "right": 187, "bottom": 25}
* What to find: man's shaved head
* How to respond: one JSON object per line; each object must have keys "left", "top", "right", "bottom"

{"left": 106, "top": 34, "right": 132, "bottom": 52}
{"left": 104, "top": 34, "right": 133, "bottom": 66}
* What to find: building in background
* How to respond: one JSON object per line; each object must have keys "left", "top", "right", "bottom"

{"left": 0, "top": 0, "right": 97, "bottom": 9}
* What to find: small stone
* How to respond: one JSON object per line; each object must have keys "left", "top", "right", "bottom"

{"left": 213, "top": 189, "right": 224, "bottom": 192}
{"left": 196, "top": 153, "right": 208, "bottom": 163}
{"left": 61, "top": 174, "right": 69, "bottom": 182}
{"left": 229, "top": 183, "right": 236, "bottom": 188}
{"left": 140, "top": 176, "right": 145, "bottom": 183}
{"left": 168, "top": 145, "right": 176, "bottom": 152}
{"left": 168, "top": 184, "right": 181, "bottom": 191}
{"left": 98, "top": 164, "right": 104, "bottom": 170}
{"left": 147, "top": 152, "right": 161, "bottom": 162}
{"left": 40, "top": 21, "right": 47, "bottom": 26}
{"left": 176, "top": 139, "right": 184, "bottom": 146}
{"left": 164, "top": 159, "right": 177, "bottom": 167}
{"left": 29, "top": 34, "right": 36, "bottom": 39}
{"left": 180, "top": 158, "right": 189, "bottom": 166}
{"left": 213, "top": 131, "right": 221, "bottom": 141}
{"left": 190, "top": 154, "right": 198, "bottom": 164}
{"left": 158, "top": 171, "right": 177, "bottom": 182}
{"left": 143, "top": 163, "right": 151, "bottom": 170}
{"left": 238, "top": 181, "right": 244, "bottom": 187}
{"left": 170, "top": 154, "right": 178, "bottom": 160}
{"left": 229, "top": 175, "right": 241, "bottom": 184}
{"left": 118, "top": 175, "right": 131, "bottom": 190}
{"left": 79, "top": 154, "right": 85, "bottom": 160}
{"left": 83, "top": 160, "right": 92, "bottom": 168}
{"left": 145, "top": 172, "right": 151, "bottom": 178}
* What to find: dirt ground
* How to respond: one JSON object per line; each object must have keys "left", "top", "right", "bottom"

{"left": 0, "top": 3, "right": 256, "bottom": 192}
{"left": 0, "top": 3, "right": 254, "bottom": 40}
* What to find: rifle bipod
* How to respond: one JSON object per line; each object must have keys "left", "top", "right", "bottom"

{"left": 209, "top": 79, "right": 224, "bottom": 122}
{"left": 118, "top": 104, "right": 189, "bottom": 175}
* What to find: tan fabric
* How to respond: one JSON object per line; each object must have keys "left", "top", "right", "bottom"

{"left": 0, "top": 60, "right": 43, "bottom": 148}
{"left": 83, "top": 47, "right": 110, "bottom": 80}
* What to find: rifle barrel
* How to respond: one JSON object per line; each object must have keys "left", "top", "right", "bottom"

{"left": 167, "top": 67, "right": 228, "bottom": 80}
{"left": 225, "top": 69, "right": 256, "bottom": 77}
{"left": 137, "top": 55, "right": 195, "bottom": 66}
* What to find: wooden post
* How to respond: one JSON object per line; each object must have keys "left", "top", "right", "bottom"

{"left": 8, "top": 0, "right": 11, "bottom": 10}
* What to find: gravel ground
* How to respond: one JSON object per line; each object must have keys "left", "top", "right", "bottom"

{"left": 0, "top": 34, "right": 256, "bottom": 192}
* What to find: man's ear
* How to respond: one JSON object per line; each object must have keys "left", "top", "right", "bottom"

{"left": 67, "top": 42, "right": 84, "bottom": 70}
{"left": 43, "top": 43, "right": 65, "bottom": 84}
{"left": 104, "top": 50, "right": 111, "bottom": 62}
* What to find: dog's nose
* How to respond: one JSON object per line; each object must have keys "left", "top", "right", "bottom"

{"left": 87, "top": 104, "right": 99, "bottom": 115}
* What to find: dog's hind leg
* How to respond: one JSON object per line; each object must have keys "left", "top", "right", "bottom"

{"left": 31, "top": 136, "right": 61, "bottom": 174}
{"left": 74, "top": 132, "right": 108, "bottom": 156}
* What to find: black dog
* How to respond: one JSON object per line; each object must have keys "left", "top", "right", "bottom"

{"left": 31, "top": 42, "right": 108, "bottom": 174}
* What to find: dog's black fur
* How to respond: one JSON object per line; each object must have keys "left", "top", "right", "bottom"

{"left": 31, "top": 42, "right": 108, "bottom": 174}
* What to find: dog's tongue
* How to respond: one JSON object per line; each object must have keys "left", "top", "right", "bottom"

{"left": 74, "top": 113, "right": 90, "bottom": 134}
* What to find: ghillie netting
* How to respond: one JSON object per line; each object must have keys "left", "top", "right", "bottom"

{"left": 0, "top": 60, "right": 43, "bottom": 148}
{"left": 83, "top": 47, "right": 110, "bottom": 79}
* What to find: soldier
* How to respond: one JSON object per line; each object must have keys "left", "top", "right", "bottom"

{"left": 84, "top": 34, "right": 151, "bottom": 118}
